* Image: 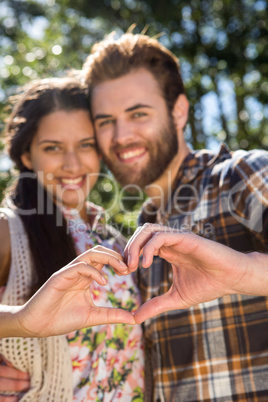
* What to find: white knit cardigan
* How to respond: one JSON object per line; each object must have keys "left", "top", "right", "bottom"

{"left": 0, "top": 208, "right": 73, "bottom": 401}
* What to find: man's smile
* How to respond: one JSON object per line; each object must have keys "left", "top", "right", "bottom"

{"left": 116, "top": 147, "right": 147, "bottom": 163}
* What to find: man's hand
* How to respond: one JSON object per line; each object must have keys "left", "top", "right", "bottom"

{"left": 123, "top": 224, "right": 264, "bottom": 324}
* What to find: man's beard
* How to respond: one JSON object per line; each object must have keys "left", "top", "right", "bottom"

{"left": 101, "top": 116, "right": 178, "bottom": 190}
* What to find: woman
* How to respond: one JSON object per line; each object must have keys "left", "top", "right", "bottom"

{"left": 0, "top": 76, "right": 144, "bottom": 401}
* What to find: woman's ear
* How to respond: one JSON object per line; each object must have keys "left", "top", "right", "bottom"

{"left": 21, "top": 152, "right": 33, "bottom": 170}
{"left": 172, "top": 94, "right": 189, "bottom": 130}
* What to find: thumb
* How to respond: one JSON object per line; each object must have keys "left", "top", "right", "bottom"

{"left": 89, "top": 307, "right": 136, "bottom": 326}
{"left": 134, "top": 294, "right": 177, "bottom": 324}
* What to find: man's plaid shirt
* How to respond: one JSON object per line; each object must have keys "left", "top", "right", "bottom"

{"left": 138, "top": 144, "right": 268, "bottom": 402}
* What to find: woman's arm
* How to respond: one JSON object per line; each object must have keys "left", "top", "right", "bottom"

{"left": 0, "top": 245, "right": 133, "bottom": 398}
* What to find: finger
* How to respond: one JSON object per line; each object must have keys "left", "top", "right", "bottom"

{"left": 0, "top": 377, "right": 30, "bottom": 393}
{"left": 90, "top": 245, "right": 123, "bottom": 260}
{"left": 0, "top": 396, "right": 19, "bottom": 402}
{"left": 141, "top": 231, "right": 181, "bottom": 267}
{"left": 141, "top": 231, "right": 201, "bottom": 267}
{"left": 125, "top": 223, "right": 166, "bottom": 270}
{"left": 71, "top": 245, "right": 124, "bottom": 264}
{"left": 124, "top": 225, "right": 143, "bottom": 257}
{"left": 88, "top": 247, "right": 128, "bottom": 276}
{"left": 84, "top": 307, "right": 135, "bottom": 326}
{"left": 127, "top": 225, "right": 180, "bottom": 271}
{"left": 73, "top": 250, "right": 128, "bottom": 273}
{"left": 134, "top": 293, "right": 182, "bottom": 324}
{"left": 0, "top": 365, "right": 29, "bottom": 380}
{"left": 53, "top": 262, "right": 108, "bottom": 290}
{"left": 33, "top": 262, "right": 108, "bottom": 301}
{"left": 123, "top": 226, "right": 144, "bottom": 270}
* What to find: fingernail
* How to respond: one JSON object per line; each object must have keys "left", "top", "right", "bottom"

{"left": 128, "top": 254, "right": 131, "bottom": 265}
{"left": 101, "top": 275, "right": 107, "bottom": 285}
{"left": 142, "top": 255, "right": 146, "bottom": 266}
{"left": 119, "top": 260, "right": 127, "bottom": 268}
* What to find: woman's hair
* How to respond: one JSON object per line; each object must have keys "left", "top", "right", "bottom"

{"left": 4, "top": 76, "right": 90, "bottom": 294}
{"left": 83, "top": 32, "right": 185, "bottom": 113}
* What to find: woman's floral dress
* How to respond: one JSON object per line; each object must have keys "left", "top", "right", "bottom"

{"left": 63, "top": 203, "right": 144, "bottom": 401}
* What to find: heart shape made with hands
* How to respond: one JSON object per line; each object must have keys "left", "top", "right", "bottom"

{"left": 41, "top": 228, "right": 247, "bottom": 329}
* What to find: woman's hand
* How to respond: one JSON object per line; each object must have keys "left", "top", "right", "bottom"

{"left": 1, "top": 246, "right": 134, "bottom": 339}
{"left": 0, "top": 356, "right": 30, "bottom": 402}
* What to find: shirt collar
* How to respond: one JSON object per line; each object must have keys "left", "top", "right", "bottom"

{"left": 176, "top": 143, "right": 231, "bottom": 185}
{"left": 139, "top": 143, "right": 231, "bottom": 225}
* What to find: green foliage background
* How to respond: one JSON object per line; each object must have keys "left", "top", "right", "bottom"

{"left": 0, "top": 0, "right": 267, "bottom": 235}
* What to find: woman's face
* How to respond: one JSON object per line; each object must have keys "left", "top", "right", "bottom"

{"left": 21, "top": 109, "right": 100, "bottom": 213}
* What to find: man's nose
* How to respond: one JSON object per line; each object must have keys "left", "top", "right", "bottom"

{"left": 112, "top": 120, "right": 135, "bottom": 145}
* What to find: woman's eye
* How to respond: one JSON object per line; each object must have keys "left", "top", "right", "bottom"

{"left": 80, "top": 142, "right": 96, "bottom": 149}
{"left": 43, "top": 145, "right": 60, "bottom": 152}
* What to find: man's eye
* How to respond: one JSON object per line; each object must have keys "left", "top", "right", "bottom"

{"left": 98, "top": 119, "right": 113, "bottom": 127}
{"left": 133, "top": 112, "right": 146, "bottom": 118}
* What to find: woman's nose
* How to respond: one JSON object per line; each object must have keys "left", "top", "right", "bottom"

{"left": 62, "top": 151, "right": 82, "bottom": 172}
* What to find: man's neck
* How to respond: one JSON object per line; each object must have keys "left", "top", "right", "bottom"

{"left": 144, "top": 143, "right": 190, "bottom": 211}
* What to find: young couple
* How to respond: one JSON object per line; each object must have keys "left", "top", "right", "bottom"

{"left": 1, "top": 33, "right": 268, "bottom": 401}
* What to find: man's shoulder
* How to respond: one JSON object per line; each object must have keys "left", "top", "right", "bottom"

{"left": 210, "top": 146, "right": 268, "bottom": 178}
{"left": 231, "top": 148, "right": 268, "bottom": 167}
{"left": 224, "top": 148, "right": 268, "bottom": 181}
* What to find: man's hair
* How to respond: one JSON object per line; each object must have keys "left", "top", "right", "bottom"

{"left": 83, "top": 33, "right": 185, "bottom": 112}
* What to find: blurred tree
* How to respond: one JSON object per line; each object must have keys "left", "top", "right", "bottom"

{"left": 0, "top": 0, "right": 267, "bottom": 234}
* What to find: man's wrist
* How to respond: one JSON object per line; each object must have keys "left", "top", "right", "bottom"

{"left": 233, "top": 252, "right": 268, "bottom": 296}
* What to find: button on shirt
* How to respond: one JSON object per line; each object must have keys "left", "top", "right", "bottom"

{"left": 138, "top": 144, "right": 268, "bottom": 401}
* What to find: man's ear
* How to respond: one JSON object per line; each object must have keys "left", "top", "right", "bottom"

{"left": 172, "top": 94, "right": 189, "bottom": 130}
{"left": 21, "top": 152, "right": 33, "bottom": 170}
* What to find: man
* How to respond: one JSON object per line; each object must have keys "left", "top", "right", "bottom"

{"left": 83, "top": 33, "right": 268, "bottom": 401}
{"left": 1, "top": 33, "right": 268, "bottom": 401}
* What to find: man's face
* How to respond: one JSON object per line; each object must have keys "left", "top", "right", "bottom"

{"left": 91, "top": 68, "right": 178, "bottom": 189}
